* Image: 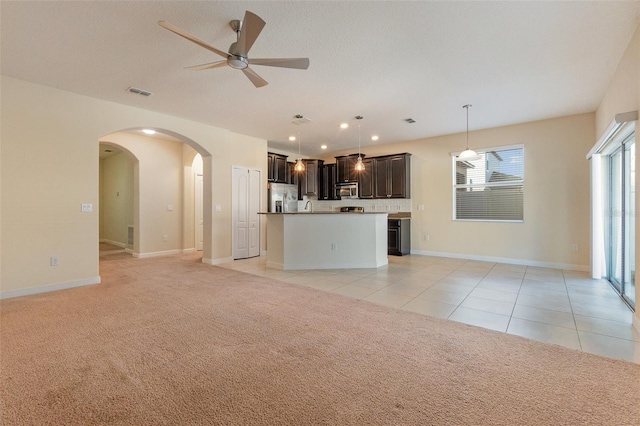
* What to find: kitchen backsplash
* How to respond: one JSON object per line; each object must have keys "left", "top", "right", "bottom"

{"left": 297, "top": 197, "right": 412, "bottom": 213}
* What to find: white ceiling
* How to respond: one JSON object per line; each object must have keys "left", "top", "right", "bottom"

{"left": 2, "top": 1, "right": 639, "bottom": 157}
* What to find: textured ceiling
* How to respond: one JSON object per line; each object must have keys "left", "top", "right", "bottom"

{"left": 2, "top": 1, "right": 639, "bottom": 156}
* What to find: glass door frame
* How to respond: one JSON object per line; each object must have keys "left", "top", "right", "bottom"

{"left": 606, "top": 133, "right": 635, "bottom": 310}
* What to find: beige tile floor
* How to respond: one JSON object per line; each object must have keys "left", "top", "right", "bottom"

{"left": 219, "top": 254, "right": 640, "bottom": 364}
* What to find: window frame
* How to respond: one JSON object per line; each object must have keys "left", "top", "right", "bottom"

{"left": 451, "top": 144, "right": 525, "bottom": 223}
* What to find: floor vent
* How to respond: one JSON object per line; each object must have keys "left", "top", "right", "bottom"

{"left": 127, "top": 226, "right": 134, "bottom": 247}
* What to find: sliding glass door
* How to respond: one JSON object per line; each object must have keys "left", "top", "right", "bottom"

{"left": 606, "top": 136, "right": 635, "bottom": 309}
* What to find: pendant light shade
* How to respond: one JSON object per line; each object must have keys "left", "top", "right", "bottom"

{"left": 355, "top": 115, "right": 364, "bottom": 172}
{"left": 458, "top": 104, "right": 480, "bottom": 162}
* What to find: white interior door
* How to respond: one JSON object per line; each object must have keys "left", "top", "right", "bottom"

{"left": 232, "top": 167, "right": 261, "bottom": 259}
{"left": 195, "top": 173, "right": 204, "bottom": 251}
{"left": 249, "top": 169, "right": 260, "bottom": 257}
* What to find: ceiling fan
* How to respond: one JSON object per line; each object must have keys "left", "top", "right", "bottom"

{"left": 158, "top": 10, "right": 310, "bottom": 88}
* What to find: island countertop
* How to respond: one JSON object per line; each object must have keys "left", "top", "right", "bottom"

{"left": 263, "top": 212, "right": 388, "bottom": 270}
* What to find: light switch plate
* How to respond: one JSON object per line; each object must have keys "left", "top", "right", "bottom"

{"left": 215, "top": 205, "right": 222, "bottom": 212}
{"left": 81, "top": 203, "right": 92, "bottom": 212}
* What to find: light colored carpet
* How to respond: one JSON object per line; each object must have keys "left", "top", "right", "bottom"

{"left": 1, "top": 253, "right": 639, "bottom": 425}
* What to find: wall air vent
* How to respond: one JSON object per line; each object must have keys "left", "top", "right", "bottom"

{"left": 127, "top": 226, "right": 134, "bottom": 247}
{"left": 127, "top": 86, "right": 153, "bottom": 97}
{"left": 404, "top": 118, "right": 416, "bottom": 123}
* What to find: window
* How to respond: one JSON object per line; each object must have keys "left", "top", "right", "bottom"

{"left": 453, "top": 145, "right": 524, "bottom": 222}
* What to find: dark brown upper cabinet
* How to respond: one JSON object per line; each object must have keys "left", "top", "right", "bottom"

{"left": 267, "top": 152, "right": 288, "bottom": 183}
{"left": 373, "top": 153, "right": 411, "bottom": 199}
{"left": 299, "top": 159, "right": 324, "bottom": 199}
{"left": 335, "top": 154, "right": 364, "bottom": 183}
{"left": 358, "top": 158, "right": 375, "bottom": 199}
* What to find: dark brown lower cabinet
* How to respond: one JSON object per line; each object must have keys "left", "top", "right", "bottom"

{"left": 388, "top": 218, "right": 410, "bottom": 256}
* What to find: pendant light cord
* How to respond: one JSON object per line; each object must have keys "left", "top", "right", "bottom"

{"left": 464, "top": 104, "right": 472, "bottom": 150}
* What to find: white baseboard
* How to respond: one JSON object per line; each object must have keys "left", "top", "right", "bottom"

{"left": 133, "top": 249, "right": 183, "bottom": 259}
{"left": 410, "top": 250, "right": 589, "bottom": 272}
{"left": 182, "top": 248, "right": 197, "bottom": 254}
{"left": 100, "top": 239, "right": 127, "bottom": 248}
{"left": 203, "top": 256, "right": 234, "bottom": 265}
{"left": 1, "top": 277, "right": 101, "bottom": 300}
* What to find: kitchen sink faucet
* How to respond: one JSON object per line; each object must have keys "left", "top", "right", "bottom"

{"left": 304, "top": 200, "right": 313, "bottom": 212}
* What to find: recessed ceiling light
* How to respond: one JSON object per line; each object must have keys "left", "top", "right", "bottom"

{"left": 142, "top": 129, "right": 156, "bottom": 135}
{"left": 321, "top": 145, "right": 327, "bottom": 150}
{"left": 371, "top": 135, "right": 379, "bottom": 141}
{"left": 289, "top": 136, "right": 296, "bottom": 141}
{"left": 340, "top": 123, "right": 349, "bottom": 129}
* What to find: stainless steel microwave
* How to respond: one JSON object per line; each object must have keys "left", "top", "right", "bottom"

{"left": 335, "top": 182, "right": 358, "bottom": 199}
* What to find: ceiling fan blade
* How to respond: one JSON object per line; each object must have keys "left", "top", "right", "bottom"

{"left": 158, "top": 21, "right": 229, "bottom": 59}
{"left": 249, "top": 58, "right": 310, "bottom": 70}
{"left": 184, "top": 61, "right": 227, "bottom": 71}
{"left": 235, "top": 11, "right": 265, "bottom": 56}
{"left": 242, "top": 67, "right": 268, "bottom": 88}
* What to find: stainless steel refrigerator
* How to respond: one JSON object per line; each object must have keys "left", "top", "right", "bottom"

{"left": 267, "top": 183, "right": 298, "bottom": 213}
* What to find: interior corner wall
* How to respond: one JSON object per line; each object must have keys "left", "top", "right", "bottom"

{"left": 0, "top": 76, "right": 267, "bottom": 296}
{"left": 323, "top": 113, "right": 595, "bottom": 270}
{"left": 100, "top": 152, "right": 134, "bottom": 246}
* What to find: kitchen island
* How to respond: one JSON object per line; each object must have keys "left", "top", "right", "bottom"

{"left": 261, "top": 212, "right": 388, "bottom": 270}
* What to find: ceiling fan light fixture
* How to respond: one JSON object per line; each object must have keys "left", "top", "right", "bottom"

{"left": 227, "top": 56, "right": 248, "bottom": 69}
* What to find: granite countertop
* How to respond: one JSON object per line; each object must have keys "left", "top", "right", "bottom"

{"left": 388, "top": 212, "right": 412, "bottom": 219}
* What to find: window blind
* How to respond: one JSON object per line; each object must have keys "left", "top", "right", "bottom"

{"left": 454, "top": 146, "right": 524, "bottom": 221}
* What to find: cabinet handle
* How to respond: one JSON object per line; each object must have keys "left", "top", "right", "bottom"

{"left": 387, "top": 194, "right": 391, "bottom": 198}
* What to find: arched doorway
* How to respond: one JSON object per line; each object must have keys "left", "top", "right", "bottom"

{"left": 98, "top": 128, "right": 212, "bottom": 269}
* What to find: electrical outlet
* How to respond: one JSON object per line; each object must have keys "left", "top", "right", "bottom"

{"left": 572, "top": 244, "right": 579, "bottom": 252}
{"left": 50, "top": 256, "right": 59, "bottom": 266}
{"left": 424, "top": 234, "right": 430, "bottom": 241}
{"left": 163, "top": 235, "right": 168, "bottom": 242}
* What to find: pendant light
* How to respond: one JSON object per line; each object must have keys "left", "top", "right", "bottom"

{"left": 294, "top": 130, "right": 305, "bottom": 172}
{"left": 458, "top": 104, "right": 481, "bottom": 161}
{"left": 354, "top": 115, "right": 365, "bottom": 172}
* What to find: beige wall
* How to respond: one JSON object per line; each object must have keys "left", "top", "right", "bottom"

{"left": 100, "top": 151, "right": 134, "bottom": 246}
{"left": 0, "top": 76, "right": 267, "bottom": 296}
{"left": 322, "top": 113, "right": 595, "bottom": 270}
